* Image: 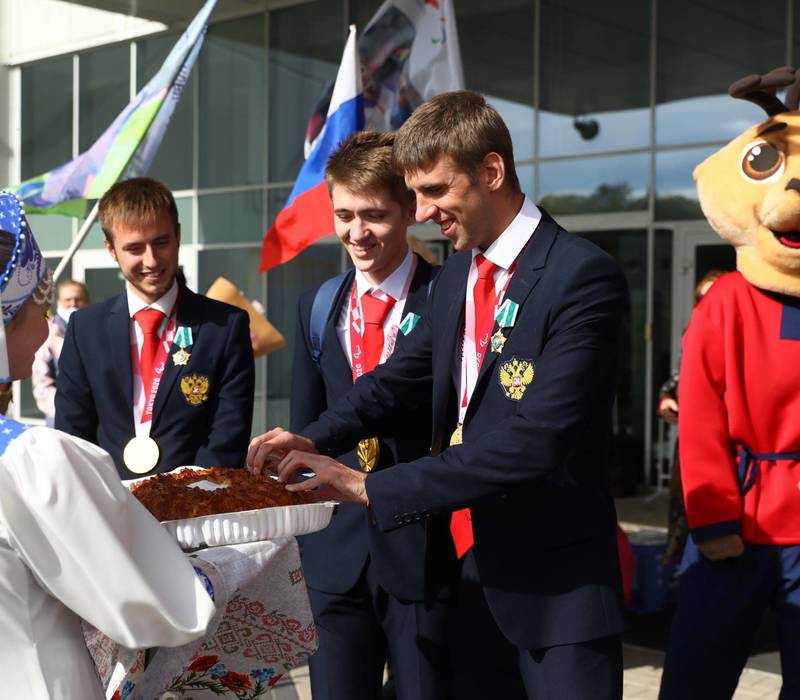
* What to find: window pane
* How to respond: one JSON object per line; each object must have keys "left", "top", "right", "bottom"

{"left": 21, "top": 57, "right": 73, "bottom": 180}
{"left": 175, "top": 196, "right": 194, "bottom": 244}
{"left": 198, "top": 190, "right": 263, "bottom": 244}
{"left": 457, "top": 0, "right": 534, "bottom": 161}
{"left": 137, "top": 32, "right": 194, "bottom": 191}
{"left": 539, "top": 153, "right": 649, "bottom": 215}
{"left": 539, "top": 0, "right": 650, "bottom": 157}
{"left": 199, "top": 15, "right": 266, "bottom": 188}
{"left": 269, "top": 1, "right": 342, "bottom": 183}
{"left": 79, "top": 45, "right": 130, "bottom": 153}
{"left": 655, "top": 146, "right": 718, "bottom": 220}
{"left": 266, "top": 244, "right": 342, "bottom": 428}
{"left": 28, "top": 215, "right": 73, "bottom": 252}
{"left": 656, "top": 0, "right": 786, "bottom": 146}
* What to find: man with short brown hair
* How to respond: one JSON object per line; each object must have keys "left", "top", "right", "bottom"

{"left": 290, "top": 131, "right": 452, "bottom": 700}
{"left": 250, "top": 92, "right": 628, "bottom": 699}
{"left": 56, "top": 177, "right": 255, "bottom": 478}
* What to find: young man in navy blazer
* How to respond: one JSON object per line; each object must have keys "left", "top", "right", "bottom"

{"left": 249, "top": 93, "right": 628, "bottom": 699}
{"left": 56, "top": 177, "right": 254, "bottom": 479}
{"left": 290, "top": 131, "right": 452, "bottom": 700}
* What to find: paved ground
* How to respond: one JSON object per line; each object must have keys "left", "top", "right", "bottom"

{"left": 266, "top": 645, "right": 784, "bottom": 699}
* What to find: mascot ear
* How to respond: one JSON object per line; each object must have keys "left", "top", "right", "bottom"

{"left": 728, "top": 66, "right": 799, "bottom": 115}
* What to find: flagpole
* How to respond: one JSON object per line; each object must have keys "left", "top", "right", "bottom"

{"left": 52, "top": 201, "right": 99, "bottom": 284}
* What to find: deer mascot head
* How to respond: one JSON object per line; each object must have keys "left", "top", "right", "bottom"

{"left": 695, "top": 66, "right": 800, "bottom": 296}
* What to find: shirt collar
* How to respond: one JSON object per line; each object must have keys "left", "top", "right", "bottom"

{"left": 474, "top": 196, "right": 541, "bottom": 270}
{"left": 355, "top": 246, "right": 413, "bottom": 300}
{"left": 127, "top": 279, "right": 179, "bottom": 319}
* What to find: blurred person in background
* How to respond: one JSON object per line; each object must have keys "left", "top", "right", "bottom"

{"left": 31, "top": 280, "right": 90, "bottom": 425}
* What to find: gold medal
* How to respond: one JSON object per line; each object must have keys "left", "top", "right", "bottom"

{"left": 172, "top": 348, "right": 191, "bottom": 366}
{"left": 357, "top": 437, "right": 380, "bottom": 472}
{"left": 490, "top": 329, "right": 506, "bottom": 353}
{"left": 123, "top": 436, "right": 160, "bottom": 474}
{"left": 450, "top": 423, "right": 463, "bottom": 446}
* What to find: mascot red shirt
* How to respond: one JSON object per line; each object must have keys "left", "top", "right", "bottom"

{"left": 681, "top": 68, "right": 800, "bottom": 548}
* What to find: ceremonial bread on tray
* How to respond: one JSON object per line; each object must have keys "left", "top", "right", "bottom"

{"left": 131, "top": 467, "right": 313, "bottom": 522}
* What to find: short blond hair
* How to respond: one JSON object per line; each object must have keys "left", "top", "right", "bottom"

{"left": 98, "top": 177, "right": 179, "bottom": 242}
{"left": 394, "top": 91, "right": 520, "bottom": 192}
{"left": 325, "top": 131, "right": 413, "bottom": 207}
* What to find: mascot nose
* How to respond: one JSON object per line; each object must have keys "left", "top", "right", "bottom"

{"left": 785, "top": 178, "right": 800, "bottom": 194}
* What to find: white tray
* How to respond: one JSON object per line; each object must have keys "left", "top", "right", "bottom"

{"left": 163, "top": 501, "right": 336, "bottom": 550}
{"left": 126, "top": 466, "right": 335, "bottom": 550}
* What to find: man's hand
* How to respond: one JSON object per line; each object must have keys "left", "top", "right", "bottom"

{"left": 277, "top": 451, "right": 369, "bottom": 505}
{"left": 246, "top": 427, "right": 317, "bottom": 475}
{"left": 697, "top": 534, "right": 745, "bottom": 561}
{"left": 659, "top": 397, "right": 679, "bottom": 425}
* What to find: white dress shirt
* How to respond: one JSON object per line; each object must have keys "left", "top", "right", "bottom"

{"left": 127, "top": 280, "right": 178, "bottom": 436}
{"left": 458, "top": 196, "right": 541, "bottom": 422}
{"left": 336, "top": 247, "right": 416, "bottom": 368}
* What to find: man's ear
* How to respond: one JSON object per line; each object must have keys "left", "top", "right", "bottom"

{"left": 103, "top": 234, "right": 118, "bottom": 262}
{"left": 482, "top": 152, "right": 506, "bottom": 192}
{"left": 175, "top": 222, "right": 181, "bottom": 245}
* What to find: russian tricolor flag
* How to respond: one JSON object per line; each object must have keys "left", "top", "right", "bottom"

{"left": 260, "top": 26, "right": 364, "bottom": 271}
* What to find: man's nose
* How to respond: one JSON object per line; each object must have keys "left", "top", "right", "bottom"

{"left": 143, "top": 245, "right": 158, "bottom": 267}
{"left": 415, "top": 198, "right": 436, "bottom": 223}
{"left": 350, "top": 218, "right": 368, "bottom": 240}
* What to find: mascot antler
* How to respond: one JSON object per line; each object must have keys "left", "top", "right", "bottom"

{"left": 728, "top": 66, "right": 800, "bottom": 116}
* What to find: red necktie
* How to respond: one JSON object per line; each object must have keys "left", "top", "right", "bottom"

{"left": 473, "top": 254, "right": 499, "bottom": 367}
{"left": 360, "top": 292, "right": 396, "bottom": 374}
{"left": 451, "top": 254, "right": 499, "bottom": 558}
{"left": 135, "top": 308, "right": 165, "bottom": 392}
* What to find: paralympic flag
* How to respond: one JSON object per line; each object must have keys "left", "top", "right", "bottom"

{"left": 12, "top": 0, "right": 218, "bottom": 217}
{"left": 304, "top": 0, "right": 463, "bottom": 155}
{"left": 259, "top": 25, "right": 363, "bottom": 272}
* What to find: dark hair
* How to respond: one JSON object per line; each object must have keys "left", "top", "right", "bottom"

{"left": 325, "top": 131, "right": 413, "bottom": 207}
{"left": 98, "top": 177, "right": 179, "bottom": 243}
{"left": 394, "top": 90, "right": 520, "bottom": 192}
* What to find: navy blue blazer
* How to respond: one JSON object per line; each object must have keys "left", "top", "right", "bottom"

{"left": 291, "top": 254, "right": 454, "bottom": 602}
{"left": 55, "top": 285, "right": 255, "bottom": 479}
{"left": 303, "top": 209, "right": 628, "bottom": 650}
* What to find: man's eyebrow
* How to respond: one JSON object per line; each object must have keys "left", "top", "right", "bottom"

{"left": 757, "top": 121, "right": 788, "bottom": 137}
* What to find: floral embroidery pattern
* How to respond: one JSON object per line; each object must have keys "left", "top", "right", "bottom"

{"left": 163, "top": 655, "right": 283, "bottom": 698}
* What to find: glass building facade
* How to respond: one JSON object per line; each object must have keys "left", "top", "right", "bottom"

{"left": 14, "top": 0, "right": 795, "bottom": 491}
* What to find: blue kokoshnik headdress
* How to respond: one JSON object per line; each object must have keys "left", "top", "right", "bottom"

{"left": 0, "top": 191, "right": 54, "bottom": 382}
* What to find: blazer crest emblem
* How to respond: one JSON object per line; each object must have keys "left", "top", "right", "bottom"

{"left": 180, "top": 373, "right": 210, "bottom": 406}
{"left": 498, "top": 357, "right": 535, "bottom": 401}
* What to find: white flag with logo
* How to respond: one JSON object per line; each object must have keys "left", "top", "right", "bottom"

{"left": 361, "top": 0, "right": 464, "bottom": 131}
{"left": 303, "top": 0, "right": 464, "bottom": 155}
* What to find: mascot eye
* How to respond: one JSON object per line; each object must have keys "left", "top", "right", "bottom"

{"left": 741, "top": 141, "right": 785, "bottom": 181}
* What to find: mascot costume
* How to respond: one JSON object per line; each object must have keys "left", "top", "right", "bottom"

{"left": 660, "top": 66, "right": 800, "bottom": 699}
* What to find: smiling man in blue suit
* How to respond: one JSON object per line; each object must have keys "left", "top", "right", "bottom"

{"left": 56, "top": 178, "right": 254, "bottom": 479}
{"left": 248, "top": 92, "right": 628, "bottom": 699}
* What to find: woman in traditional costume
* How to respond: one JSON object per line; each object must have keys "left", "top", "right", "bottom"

{"left": 0, "top": 191, "right": 216, "bottom": 699}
